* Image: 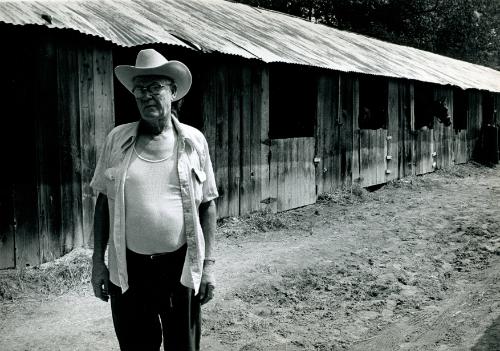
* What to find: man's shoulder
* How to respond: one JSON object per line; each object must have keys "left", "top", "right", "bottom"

{"left": 107, "top": 122, "right": 139, "bottom": 142}
{"left": 178, "top": 122, "right": 206, "bottom": 143}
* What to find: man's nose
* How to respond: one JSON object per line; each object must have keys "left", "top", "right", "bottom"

{"left": 140, "top": 92, "right": 154, "bottom": 101}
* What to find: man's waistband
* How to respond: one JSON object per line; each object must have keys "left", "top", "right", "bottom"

{"left": 126, "top": 244, "right": 187, "bottom": 263}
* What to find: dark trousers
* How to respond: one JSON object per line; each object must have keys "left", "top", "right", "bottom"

{"left": 109, "top": 245, "right": 200, "bottom": 351}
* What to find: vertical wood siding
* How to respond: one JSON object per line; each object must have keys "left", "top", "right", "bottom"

{"left": 13, "top": 39, "right": 40, "bottom": 268}
{"left": 340, "top": 75, "right": 354, "bottom": 187}
{"left": 200, "top": 60, "right": 269, "bottom": 217}
{"left": 36, "top": 37, "right": 61, "bottom": 264}
{"left": 55, "top": 38, "right": 115, "bottom": 256}
{"left": 398, "top": 81, "right": 413, "bottom": 178}
{"left": 386, "top": 80, "right": 399, "bottom": 182}
{"left": 468, "top": 90, "right": 483, "bottom": 160}
{"left": 0, "top": 29, "right": 115, "bottom": 269}
{"left": 315, "top": 72, "right": 339, "bottom": 194}
{"left": 0, "top": 31, "right": 493, "bottom": 269}
{"left": 271, "top": 138, "right": 316, "bottom": 211}
{"left": 452, "top": 88, "right": 468, "bottom": 164}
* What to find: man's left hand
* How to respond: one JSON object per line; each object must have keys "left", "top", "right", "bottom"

{"left": 199, "top": 280, "right": 215, "bottom": 305}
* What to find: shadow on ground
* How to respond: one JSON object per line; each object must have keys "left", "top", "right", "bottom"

{"left": 471, "top": 315, "right": 500, "bottom": 351}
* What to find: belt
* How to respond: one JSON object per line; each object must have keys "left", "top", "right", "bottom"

{"left": 149, "top": 252, "right": 171, "bottom": 260}
{"left": 126, "top": 244, "right": 187, "bottom": 262}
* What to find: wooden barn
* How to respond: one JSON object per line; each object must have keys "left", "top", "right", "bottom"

{"left": 0, "top": 0, "right": 499, "bottom": 269}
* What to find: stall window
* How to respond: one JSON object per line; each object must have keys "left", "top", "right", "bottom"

{"left": 414, "top": 82, "right": 435, "bottom": 129}
{"left": 269, "top": 64, "right": 316, "bottom": 139}
{"left": 453, "top": 88, "right": 468, "bottom": 130}
{"left": 358, "top": 75, "right": 387, "bottom": 129}
{"left": 482, "top": 92, "right": 496, "bottom": 126}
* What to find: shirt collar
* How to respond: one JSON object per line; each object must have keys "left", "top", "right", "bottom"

{"left": 119, "top": 115, "right": 194, "bottom": 151}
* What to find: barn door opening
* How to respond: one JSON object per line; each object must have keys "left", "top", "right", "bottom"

{"left": 268, "top": 63, "right": 316, "bottom": 211}
{"left": 270, "top": 138, "right": 316, "bottom": 211}
{"left": 357, "top": 75, "right": 390, "bottom": 187}
{"left": 413, "top": 82, "right": 436, "bottom": 174}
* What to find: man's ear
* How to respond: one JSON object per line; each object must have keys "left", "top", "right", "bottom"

{"left": 171, "top": 84, "right": 178, "bottom": 99}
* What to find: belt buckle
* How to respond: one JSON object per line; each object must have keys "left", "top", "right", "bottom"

{"left": 149, "top": 252, "right": 166, "bottom": 260}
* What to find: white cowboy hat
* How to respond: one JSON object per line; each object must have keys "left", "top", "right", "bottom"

{"left": 115, "top": 48, "right": 192, "bottom": 101}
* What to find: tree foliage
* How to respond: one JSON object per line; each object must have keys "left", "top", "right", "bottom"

{"left": 233, "top": 0, "right": 500, "bottom": 69}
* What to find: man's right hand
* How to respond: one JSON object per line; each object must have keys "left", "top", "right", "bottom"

{"left": 91, "top": 261, "right": 110, "bottom": 302}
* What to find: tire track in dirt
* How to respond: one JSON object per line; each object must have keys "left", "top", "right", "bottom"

{"left": 349, "top": 256, "right": 500, "bottom": 351}
{"left": 205, "top": 165, "right": 500, "bottom": 350}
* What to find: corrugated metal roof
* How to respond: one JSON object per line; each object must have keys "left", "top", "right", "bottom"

{"left": 1, "top": 0, "right": 499, "bottom": 92}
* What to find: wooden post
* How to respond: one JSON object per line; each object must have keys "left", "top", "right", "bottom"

{"left": 14, "top": 36, "right": 41, "bottom": 267}
{"left": 352, "top": 76, "right": 360, "bottom": 184}
{"left": 259, "top": 66, "right": 273, "bottom": 212}
{"left": 215, "top": 65, "right": 229, "bottom": 218}
{"left": 386, "top": 80, "right": 398, "bottom": 181}
{"left": 341, "top": 74, "right": 353, "bottom": 187}
{"left": 57, "top": 42, "right": 84, "bottom": 253}
{"left": 78, "top": 47, "right": 96, "bottom": 248}
{"left": 227, "top": 62, "right": 241, "bottom": 217}
{"left": 250, "top": 65, "right": 263, "bottom": 212}
{"left": 240, "top": 65, "right": 252, "bottom": 215}
{"left": 36, "top": 37, "right": 62, "bottom": 263}
{"left": 409, "top": 83, "right": 416, "bottom": 175}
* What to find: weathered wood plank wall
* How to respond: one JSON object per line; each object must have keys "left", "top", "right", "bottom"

{"left": 36, "top": 37, "right": 61, "bottom": 264}
{"left": 340, "top": 76, "right": 355, "bottom": 187}
{"left": 12, "top": 37, "right": 40, "bottom": 268}
{"left": 0, "top": 28, "right": 115, "bottom": 269}
{"left": 398, "top": 82, "right": 413, "bottom": 178}
{"left": 315, "top": 72, "right": 339, "bottom": 194}
{"left": 228, "top": 63, "right": 241, "bottom": 217}
{"left": 271, "top": 138, "right": 316, "bottom": 211}
{"left": 201, "top": 60, "right": 269, "bottom": 218}
{"left": 53, "top": 36, "right": 115, "bottom": 258}
{"left": 454, "top": 130, "right": 468, "bottom": 164}
{"left": 315, "top": 72, "right": 356, "bottom": 193}
{"left": 468, "top": 90, "right": 483, "bottom": 160}
{"left": 452, "top": 88, "right": 468, "bottom": 164}
{"left": 81, "top": 45, "right": 115, "bottom": 248}
{"left": 351, "top": 78, "right": 361, "bottom": 183}
{"left": 1, "top": 31, "right": 496, "bottom": 269}
{"left": 386, "top": 80, "right": 399, "bottom": 182}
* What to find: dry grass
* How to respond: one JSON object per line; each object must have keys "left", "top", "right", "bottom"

{"left": 317, "top": 183, "right": 371, "bottom": 205}
{"left": 217, "top": 210, "right": 289, "bottom": 239}
{"left": 0, "top": 248, "right": 92, "bottom": 301}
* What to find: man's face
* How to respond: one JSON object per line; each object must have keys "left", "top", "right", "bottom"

{"left": 132, "top": 75, "right": 177, "bottom": 131}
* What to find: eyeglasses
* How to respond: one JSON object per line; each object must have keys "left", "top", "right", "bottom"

{"left": 132, "top": 83, "right": 170, "bottom": 98}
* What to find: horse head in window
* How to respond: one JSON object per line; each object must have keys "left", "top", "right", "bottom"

{"left": 432, "top": 97, "right": 452, "bottom": 127}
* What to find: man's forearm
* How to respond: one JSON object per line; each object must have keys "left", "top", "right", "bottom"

{"left": 199, "top": 200, "right": 216, "bottom": 260}
{"left": 93, "top": 193, "right": 110, "bottom": 263}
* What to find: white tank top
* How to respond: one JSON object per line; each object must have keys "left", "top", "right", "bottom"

{"left": 124, "top": 145, "right": 186, "bottom": 254}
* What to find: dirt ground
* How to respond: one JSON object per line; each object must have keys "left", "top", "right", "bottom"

{"left": 1, "top": 163, "right": 499, "bottom": 351}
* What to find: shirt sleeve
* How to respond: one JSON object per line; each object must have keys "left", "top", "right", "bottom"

{"left": 90, "top": 134, "right": 111, "bottom": 195}
{"left": 201, "top": 137, "right": 219, "bottom": 203}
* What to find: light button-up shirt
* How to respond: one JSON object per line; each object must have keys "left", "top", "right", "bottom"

{"left": 90, "top": 116, "right": 218, "bottom": 294}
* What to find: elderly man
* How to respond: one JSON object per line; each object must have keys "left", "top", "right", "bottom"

{"left": 90, "top": 48, "right": 218, "bottom": 351}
